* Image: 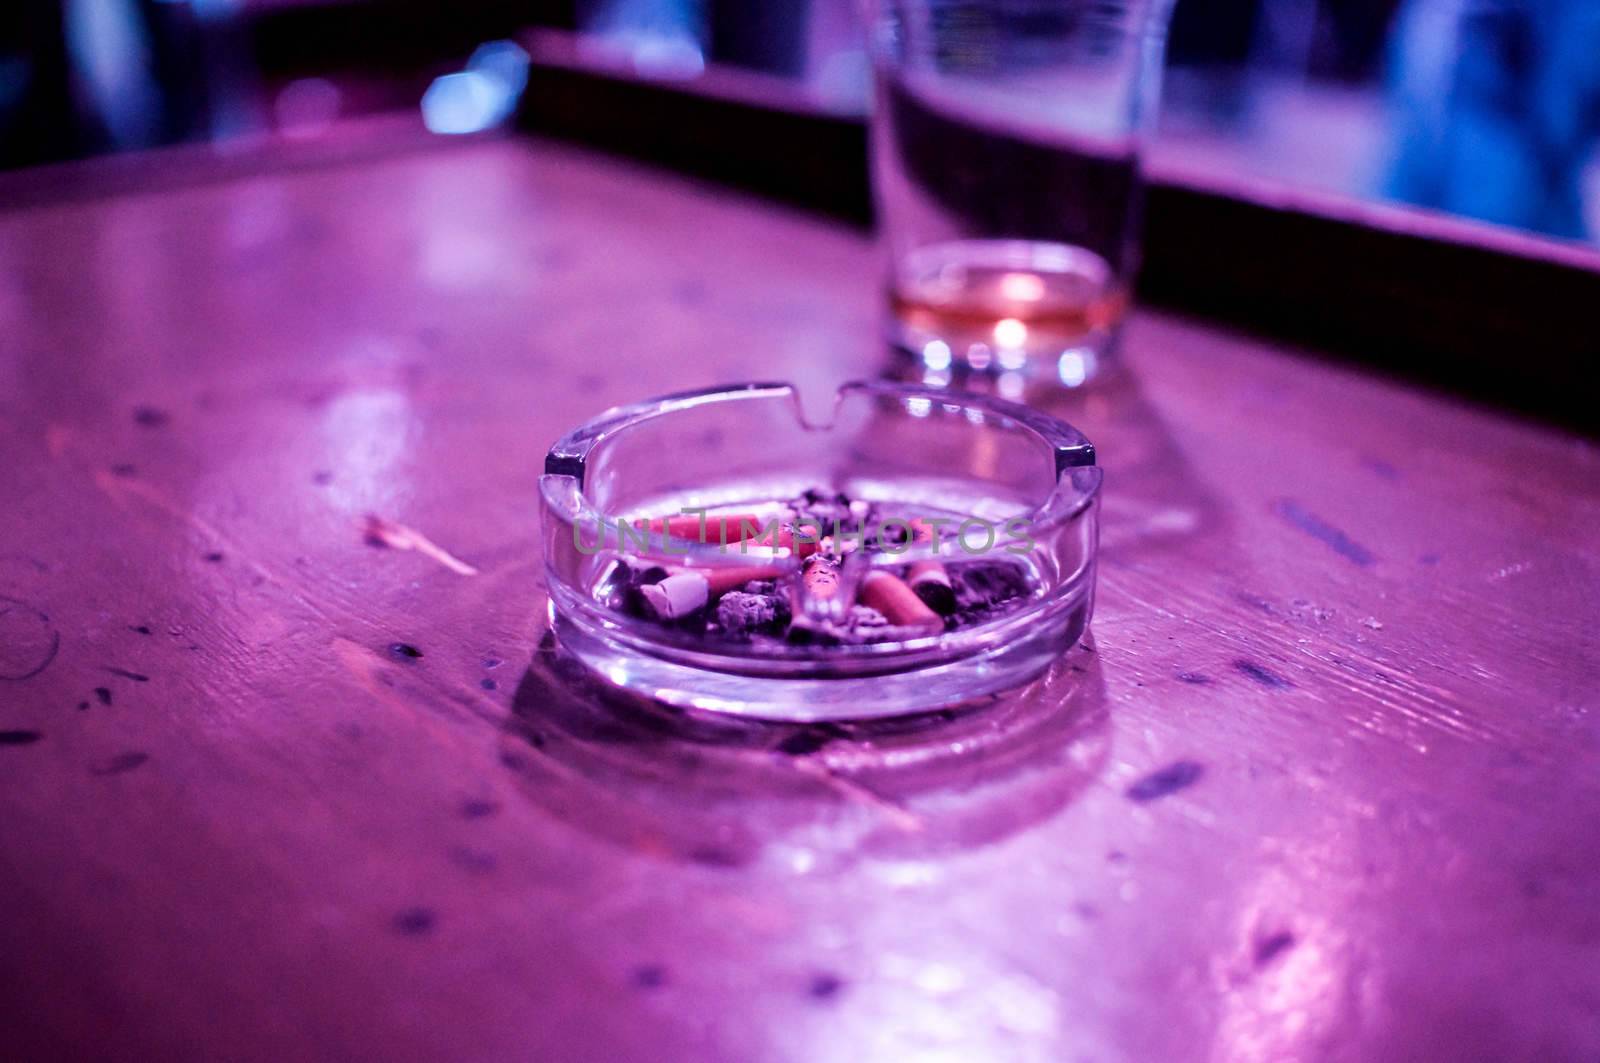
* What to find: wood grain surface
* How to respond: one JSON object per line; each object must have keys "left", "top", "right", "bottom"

{"left": 2, "top": 134, "right": 1598, "bottom": 1062}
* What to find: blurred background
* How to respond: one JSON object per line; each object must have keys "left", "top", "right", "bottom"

{"left": 4, "top": 0, "right": 1598, "bottom": 244}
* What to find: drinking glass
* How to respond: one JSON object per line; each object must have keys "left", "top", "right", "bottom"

{"left": 867, "top": 0, "right": 1174, "bottom": 391}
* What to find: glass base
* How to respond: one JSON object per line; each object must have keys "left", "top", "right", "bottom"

{"left": 549, "top": 593, "right": 1091, "bottom": 723}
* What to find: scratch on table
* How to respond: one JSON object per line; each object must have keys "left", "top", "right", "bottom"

{"left": 0, "top": 595, "right": 61, "bottom": 681}
{"left": 789, "top": 756, "right": 923, "bottom": 834}
{"left": 363, "top": 514, "right": 479, "bottom": 576}
{"left": 1305, "top": 645, "right": 1503, "bottom": 744}
{"left": 86, "top": 468, "right": 340, "bottom": 625}
{"left": 90, "top": 467, "right": 270, "bottom": 573}
{"left": 92, "top": 467, "right": 223, "bottom": 537}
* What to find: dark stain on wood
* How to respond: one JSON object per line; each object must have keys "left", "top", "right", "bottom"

{"left": 448, "top": 846, "right": 499, "bottom": 874}
{"left": 1254, "top": 930, "right": 1297, "bottom": 967}
{"left": 202, "top": 551, "right": 226, "bottom": 563}
{"left": 391, "top": 907, "right": 437, "bottom": 935}
{"left": 686, "top": 846, "right": 744, "bottom": 869}
{"left": 630, "top": 964, "right": 668, "bottom": 990}
{"left": 1271, "top": 499, "right": 1377, "bottom": 567}
{"left": 807, "top": 972, "right": 845, "bottom": 1001}
{"left": 91, "top": 751, "right": 149, "bottom": 776}
{"left": 132, "top": 406, "right": 171, "bottom": 428}
{"left": 106, "top": 667, "right": 151, "bottom": 682}
{"left": 130, "top": 625, "right": 152, "bottom": 635}
{"left": 1125, "top": 760, "right": 1205, "bottom": 803}
{"left": 1176, "top": 671, "right": 1212, "bottom": 685}
{"left": 1361, "top": 457, "right": 1401, "bottom": 480}
{"left": 1233, "top": 659, "right": 1293, "bottom": 690}
{"left": 94, "top": 687, "right": 113, "bottom": 706}
{"left": 459, "top": 798, "right": 500, "bottom": 819}
{"left": 0, "top": 730, "right": 43, "bottom": 745}
{"left": 480, "top": 677, "right": 498, "bottom": 691}
{"left": 389, "top": 643, "right": 424, "bottom": 661}
{"left": 110, "top": 463, "right": 138, "bottom": 477}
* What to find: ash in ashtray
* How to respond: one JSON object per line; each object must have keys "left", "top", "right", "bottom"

{"left": 597, "top": 489, "right": 1039, "bottom": 647}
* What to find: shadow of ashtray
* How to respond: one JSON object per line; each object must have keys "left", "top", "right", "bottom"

{"left": 497, "top": 628, "right": 1112, "bottom": 872}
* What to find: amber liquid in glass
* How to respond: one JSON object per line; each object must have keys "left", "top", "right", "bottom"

{"left": 887, "top": 239, "right": 1127, "bottom": 383}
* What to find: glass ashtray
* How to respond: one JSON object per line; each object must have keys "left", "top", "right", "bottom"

{"left": 540, "top": 381, "right": 1101, "bottom": 721}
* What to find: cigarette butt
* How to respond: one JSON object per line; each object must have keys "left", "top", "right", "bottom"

{"left": 789, "top": 530, "right": 824, "bottom": 558}
{"left": 860, "top": 570, "right": 943, "bottom": 632}
{"left": 906, "top": 520, "right": 955, "bottom": 614}
{"left": 640, "top": 513, "right": 764, "bottom": 543}
{"left": 727, "top": 522, "right": 823, "bottom": 559}
{"left": 908, "top": 559, "right": 957, "bottom": 615}
{"left": 801, "top": 555, "right": 842, "bottom": 599}
{"left": 701, "top": 564, "right": 785, "bottom": 596}
{"left": 633, "top": 564, "right": 784, "bottom": 619}
{"left": 636, "top": 572, "right": 710, "bottom": 619}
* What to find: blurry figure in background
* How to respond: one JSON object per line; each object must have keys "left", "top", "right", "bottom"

{"left": 576, "top": 0, "right": 815, "bottom": 80}
{"left": 1, "top": 0, "right": 97, "bottom": 166}
{"left": 578, "top": 0, "right": 707, "bottom": 76}
{"left": 1386, "top": 0, "right": 1600, "bottom": 239}
{"left": 803, "top": 0, "right": 869, "bottom": 111}
{"left": 0, "top": 0, "right": 249, "bottom": 168}
{"left": 1163, "top": 0, "right": 1264, "bottom": 126}
{"left": 707, "top": 1, "right": 811, "bottom": 79}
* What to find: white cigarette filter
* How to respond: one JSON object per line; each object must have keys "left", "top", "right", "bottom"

{"left": 637, "top": 572, "right": 711, "bottom": 619}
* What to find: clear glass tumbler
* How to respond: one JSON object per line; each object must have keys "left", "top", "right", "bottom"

{"left": 868, "top": 0, "right": 1174, "bottom": 391}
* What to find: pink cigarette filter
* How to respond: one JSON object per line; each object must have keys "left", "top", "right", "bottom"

{"left": 640, "top": 513, "right": 822, "bottom": 559}
{"left": 638, "top": 513, "right": 764, "bottom": 543}
{"left": 734, "top": 522, "right": 825, "bottom": 559}
{"left": 859, "top": 569, "right": 944, "bottom": 634}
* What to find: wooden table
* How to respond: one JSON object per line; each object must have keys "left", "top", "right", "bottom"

{"left": 3, "top": 132, "right": 1598, "bottom": 1061}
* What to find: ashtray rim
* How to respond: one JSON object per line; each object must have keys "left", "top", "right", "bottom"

{"left": 538, "top": 380, "right": 1101, "bottom": 678}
